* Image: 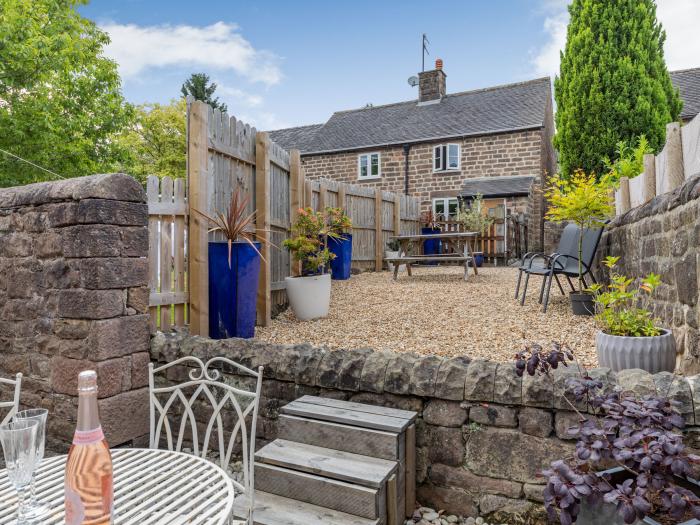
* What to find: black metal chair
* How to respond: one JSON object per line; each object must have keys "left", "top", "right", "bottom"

{"left": 514, "top": 223, "right": 578, "bottom": 301}
{"left": 519, "top": 225, "right": 604, "bottom": 313}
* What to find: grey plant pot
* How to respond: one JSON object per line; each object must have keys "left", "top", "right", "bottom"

{"left": 596, "top": 329, "right": 676, "bottom": 374}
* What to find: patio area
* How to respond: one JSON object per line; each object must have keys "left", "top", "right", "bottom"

{"left": 256, "top": 266, "right": 599, "bottom": 368}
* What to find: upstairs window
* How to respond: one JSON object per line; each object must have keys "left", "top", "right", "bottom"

{"left": 433, "top": 143, "right": 460, "bottom": 172}
{"left": 358, "top": 152, "right": 381, "bottom": 179}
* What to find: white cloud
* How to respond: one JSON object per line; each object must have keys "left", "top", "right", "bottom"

{"left": 531, "top": 0, "right": 700, "bottom": 78}
{"left": 239, "top": 112, "right": 290, "bottom": 131}
{"left": 216, "top": 84, "right": 264, "bottom": 108}
{"left": 100, "top": 21, "right": 282, "bottom": 85}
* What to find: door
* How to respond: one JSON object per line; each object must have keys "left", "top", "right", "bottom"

{"left": 479, "top": 198, "right": 507, "bottom": 259}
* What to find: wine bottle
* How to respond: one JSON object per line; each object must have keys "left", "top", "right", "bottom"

{"left": 64, "top": 370, "right": 114, "bottom": 525}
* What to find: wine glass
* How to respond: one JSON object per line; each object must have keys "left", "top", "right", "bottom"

{"left": 13, "top": 409, "right": 50, "bottom": 519}
{"left": 0, "top": 419, "right": 39, "bottom": 524}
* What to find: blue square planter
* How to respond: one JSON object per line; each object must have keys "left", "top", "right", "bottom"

{"left": 208, "top": 241, "right": 261, "bottom": 339}
{"left": 328, "top": 234, "right": 352, "bottom": 280}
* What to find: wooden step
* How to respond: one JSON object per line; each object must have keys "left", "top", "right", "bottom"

{"left": 278, "top": 414, "right": 401, "bottom": 460}
{"left": 254, "top": 462, "right": 385, "bottom": 520}
{"left": 280, "top": 396, "right": 416, "bottom": 433}
{"left": 233, "top": 490, "right": 380, "bottom": 525}
{"left": 255, "top": 439, "right": 397, "bottom": 488}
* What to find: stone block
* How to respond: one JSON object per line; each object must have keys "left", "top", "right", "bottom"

{"left": 50, "top": 356, "right": 128, "bottom": 398}
{"left": 384, "top": 353, "right": 418, "bottom": 396}
{"left": 337, "top": 348, "right": 372, "bottom": 391}
{"left": 99, "top": 387, "right": 149, "bottom": 446}
{"left": 316, "top": 350, "right": 346, "bottom": 389}
{"left": 428, "top": 463, "right": 522, "bottom": 499}
{"left": 433, "top": 356, "right": 470, "bottom": 400}
{"left": 523, "top": 483, "right": 545, "bottom": 503}
{"left": 469, "top": 405, "right": 517, "bottom": 428}
{"left": 79, "top": 258, "right": 148, "bottom": 289}
{"left": 554, "top": 411, "right": 587, "bottom": 440}
{"left": 426, "top": 425, "right": 464, "bottom": 466}
{"left": 423, "top": 400, "right": 467, "bottom": 427}
{"left": 616, "top": 368, "right": 656, "bottom": 397}
{"left": 478, "top": 494, "right": 541, "bottom": 520}
{"left": 518, "top": 407, "right": 553, "bottom": 437}
{"left": 58, "top": 289, "right": 124, "bottom": 319}
{"left": 688, "top": 375, "right": 700, "bottom": 426}
{"left": 62, "top": 225, "right": 121, "bottom": 257}
{"left": 35, "top": 232, "right": 62, "bottom": 258}
{"left": 127, "top": 287, "right": 149, "bottom": 314}
{"left": 120, "top": 227, "right": 149, "bottom": 257}
{"left": 131, "top": 352, "right": 151, "bottom": 389}
{"left": 463, "top": 359, "right": 497, "bottom": 402}
{"left": 653, "top": 372, "right": 694, "bottom": 422}
{"left": 494, "top": 363, "right": 522, "bottom": 405}
{"left": 77, "top": 199, "right": 147, "bottom": 226}
{"left": 0, "top": 233, "right": 32, "bottom": 257}
{"left": 522, "top": 372, "right": 553, "bottom": 408}
{"left": 294, "top": 344, "right": 325, "bottom": 386}
{"left": 410, "top": 355, "right": 443, "bottom": 397}
{"left": 464, "top": 427, "right": 574, "bottom": 484}
{"left": 359, "top": 351, "right": 390, "bottom": 393}
{"left": 416, "top": 485, "right": 477, "bottom": 517}
{"left": 674, "top": 253, "right": 698, "bottom": 306}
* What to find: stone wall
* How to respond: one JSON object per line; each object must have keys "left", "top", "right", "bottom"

{"left": 0, "top": 173, "right": 150, "bottom": 450}
{"left": 598, "top": 175, "right": 700, "bottom": 374}
{"left": 151, "top": 332, "right": 700, "bottom": 523}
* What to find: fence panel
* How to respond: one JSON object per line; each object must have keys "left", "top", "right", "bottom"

{"left": 147, "top": 175, "right": 188, "bottom": 333}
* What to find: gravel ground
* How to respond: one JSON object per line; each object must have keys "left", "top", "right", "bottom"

{"left": 256, "top": 266, "right": 598, "bottom": 368}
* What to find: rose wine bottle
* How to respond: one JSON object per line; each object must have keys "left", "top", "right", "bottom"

{"left": 64, "top": 370, "right": 114, "bottom": 525}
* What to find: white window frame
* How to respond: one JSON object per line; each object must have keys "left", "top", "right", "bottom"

{"left": 433, "top": 143, "right": 461, "bottom": 172}
{"left": 357, "top": 152, "right": 381, "bottom": 180}
{"left": 432, "top": 197, "right": 459, "bottom": 221}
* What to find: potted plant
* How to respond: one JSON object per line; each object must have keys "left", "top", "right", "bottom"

{"left": 325, "top": 207, "right": 353, "bottom": 280}
{"left": 194, "top": 190, "right": 263, "bottom": 339}
{"left": 588, "top": 256, "right": 676, "bottom": 373}
{"left": 283, "top": 207, "right": 349, "bottom": 320}
{"left": 456, "top": 193, "right": 493, "bottom": 267}
{"left": 514, "top": 343, "right": 700, "bottom": 525}
{"left": 420, "top": 210, "right": 442, "bottom": 261}
{"left": 385, "top": 239, "right": 407, "bottom": 273}
{"left": 545, "top": 170, "right": 613, "bottom": 315}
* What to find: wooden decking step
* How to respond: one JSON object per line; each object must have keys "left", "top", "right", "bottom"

{"left": 280, "top": 395, "right": 416, "bottom": 433}
{"left": 255, "top": 439, "right": 397, "bottom": 489}
{"left": 233, "top": 490, "right": 380, "bottom": 525}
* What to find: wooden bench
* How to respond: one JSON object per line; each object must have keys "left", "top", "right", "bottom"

{"left": 384, "top": 254, "right": 474, "bottom": 281}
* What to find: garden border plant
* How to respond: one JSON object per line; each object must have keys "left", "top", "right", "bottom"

{"left": 514, "top": 343, "right": 700, "bottom": 525}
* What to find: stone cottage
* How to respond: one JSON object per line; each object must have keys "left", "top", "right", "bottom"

{"left": 270, "top": 60, "right": 556, "bottom": 253}
{"left": 671, "top": 67, "right": 700, "bottom": 123}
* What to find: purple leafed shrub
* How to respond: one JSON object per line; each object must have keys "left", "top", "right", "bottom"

{"left": 514, "top": 343, "right": 700, "bottom": 525}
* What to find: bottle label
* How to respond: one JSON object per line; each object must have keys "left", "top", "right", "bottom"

{"left": 72, "top": 426, "right": 105, "bottom": 446}
{"left": 64, "top": 484, "right": 85, "bottom": 525}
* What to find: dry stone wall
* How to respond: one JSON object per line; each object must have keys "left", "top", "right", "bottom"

{"left": 0, "top": 174, "right": 150, "bottom": 450}
{"left": 151, "top": 331, "right": 700, "bottom": 524}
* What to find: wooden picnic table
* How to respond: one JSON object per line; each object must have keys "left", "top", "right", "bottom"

{"left": 386, "top": 231, "right": 479, "bottom": 280}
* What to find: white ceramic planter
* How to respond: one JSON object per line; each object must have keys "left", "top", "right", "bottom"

{"left": 285, "top": 273, "right": 331, "bottom": 321}
{"left": 384, "top": 250, "right": 406, "bottom": 272}
{"left": 596, "top": 329, "right": 676, "bottom": 373}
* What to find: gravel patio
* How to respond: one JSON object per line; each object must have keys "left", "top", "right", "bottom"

{"left": 256, "top": 266, "right": 599, "bottom": 368}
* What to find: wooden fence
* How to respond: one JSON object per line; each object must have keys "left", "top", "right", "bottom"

{"left": 615, "top": 113, "right": 700, "bottom": 214}
{"left": 434, "top": 219, "right": 507, "bottom": 263}
{"left": 146, "top": 100, "right": 421, "bottom": 336}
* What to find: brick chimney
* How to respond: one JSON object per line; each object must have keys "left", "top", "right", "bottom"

{"left": 418, "top": 58, "right": 446, "bottom": 102}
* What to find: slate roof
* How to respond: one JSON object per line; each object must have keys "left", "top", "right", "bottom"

{"left": 269, "top": 77, "right": 552, "bottom": 154}
{"left": 459, "top": 176, "right": 536, "bottom": 198}
{"left": 671, "top": 68, "right": 700, "bottom": 121}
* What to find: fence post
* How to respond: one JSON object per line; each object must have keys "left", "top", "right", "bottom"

{"left": 338, "top": 184, "right": 346, "bottom": 212}
{"left": 393, "top": 195, "right": 401, "bottom": 236}
{"left": 173, "top": 178, "right": 187, "bottom": 326}
{"left": 187, "top": 101, "right": 209, "bottom": 337}
{"left": 643, "top": 153, "right": 656, "bottom": 203}
{"left": 304, "top": 179, "right": 313, "bottom": 210}
{"left": 619, "top": 177, "right": 631, "bottom": 214}
{"left": 665, "top": 122, "right": 685, "bottom": 192}
{"left": 319, "top": 181, "right": 327, "bottom": 210}
{"left": 255, "top": 132, "right": 272, "bottom": 326}
{"left": 374, "top": 189, "right": 383, "bottom": 271}
{"left": 290, "top": 149, "right": 303, "bottom": 277}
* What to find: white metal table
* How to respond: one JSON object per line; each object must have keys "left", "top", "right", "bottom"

{"left": 0, "top": 448, "right": 235, "bottom": 525}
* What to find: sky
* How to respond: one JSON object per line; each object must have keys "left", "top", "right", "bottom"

{"left": 79, "top": 0, "right": 700, "bottom": 131}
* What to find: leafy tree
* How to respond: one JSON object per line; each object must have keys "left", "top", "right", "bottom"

{"left": 604, "top": 135, "right": 652, "bottom": 186}
{"left": 181, "top": 73, "right": 228, "bottom": 112}
{"left": 0, "top": 0, "right": 134, "bottom": 187}
{"left": 554, "top": 0, "right": 683, "bottom": 177}
{"left": 115, "top": 99, "right": 187, "bottom": 183}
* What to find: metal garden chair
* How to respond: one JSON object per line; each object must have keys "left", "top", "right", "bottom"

{"left": 514, "top": 223, "right": 578, "bottom": 301}
{"left": 149, "top": 358, "right": 263, "bottom": 525}
{"left": 0, "top": 373, "right": 22, "bottom": 425}
{"left": 519, "top": 225, "right": 605, "bottom": 313}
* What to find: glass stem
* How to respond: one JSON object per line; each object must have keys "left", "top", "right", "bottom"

{"left": 16, "top": 485, "right": 27, "bottom": 523}
{"left": 28, "top": 472, "right": 38, "bottom": 508}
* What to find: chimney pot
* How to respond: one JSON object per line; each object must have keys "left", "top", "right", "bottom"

{"left": 435, "top": 58, "right": 443, "bottom": 70}
{"left": 418, "top": 61, "right": 447, "bottom": 102}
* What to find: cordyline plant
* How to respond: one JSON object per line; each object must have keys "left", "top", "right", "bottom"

{"left": 193, "top": 189, "right": 265, "bottom": 267}
{"left": 514, "top": 343, "right": 700, "bottom": 525}
{"left": 456, "top": 193, "right": 494, "bottom": 235}
{"left": 283, "top": 207, "right": 351, "bottom": 276}
{"left": 545, "top": 170, "right": 613, "bottom": 292}
{"left": 588, "top": 256, "right": 662, "bottom": 337}
{"left": 420, "top": 210, "right": 441, "bottom": 229}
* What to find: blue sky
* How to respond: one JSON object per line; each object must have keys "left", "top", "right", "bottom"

{"left": 80, "top": 0, "right": 700, "bottom": 131}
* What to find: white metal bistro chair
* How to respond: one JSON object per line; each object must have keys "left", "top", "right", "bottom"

{"left": 0, "top": 373, "right": 22, "bottom": 425}
{"left": 148, "top": 358, "right": 263, "bottom": 525}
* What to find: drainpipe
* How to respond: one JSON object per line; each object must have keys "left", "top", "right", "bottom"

{"left": 402, "top": 144, "right": 410, "bottom": 195}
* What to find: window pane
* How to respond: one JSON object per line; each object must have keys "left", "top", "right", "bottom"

{"left": 371, "top": 154, "right": 379, "bottom": 176}
{"left": 448, "top": 199, "right": 458, "bottom": 219}
{"left": 434, "top": 146, "right": 442, "bottom": 170}
{"left": 359, "top": 155, "right": 368, "bottom": 177}
{"left": 448, "top": 144, "right": 459, "bottom": 169}
{"left": 434, "top": 200, "right": 445, "bottom": 217}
